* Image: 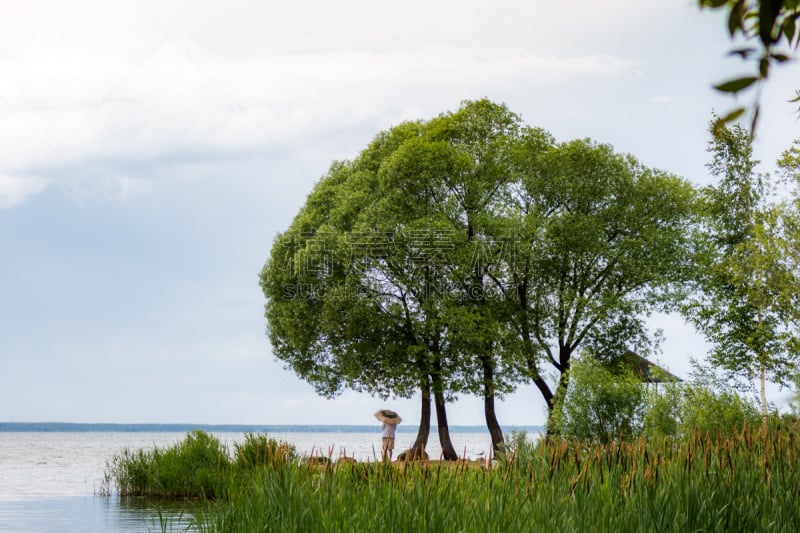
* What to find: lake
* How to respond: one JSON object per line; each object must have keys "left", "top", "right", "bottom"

{"left": 0, "top": 426, "right": 541, "bottom": 532}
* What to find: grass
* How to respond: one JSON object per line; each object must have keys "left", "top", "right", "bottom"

{"left": 103, "top": 430, "right": 232, "bottom": 499}
{"left": 105, "top": 424, "right": 800, "bottom": 532}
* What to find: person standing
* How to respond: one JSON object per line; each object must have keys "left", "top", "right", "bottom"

{"left": 374, "top": 409, "right": 402, "bottom": 461}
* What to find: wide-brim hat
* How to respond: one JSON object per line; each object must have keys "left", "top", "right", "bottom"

{"left": 374, "top": 409, "right": 402, "bottom": 424}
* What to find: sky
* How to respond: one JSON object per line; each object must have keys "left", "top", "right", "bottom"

{"left": 1, "top": 0, "right": 798, "bottom": 428}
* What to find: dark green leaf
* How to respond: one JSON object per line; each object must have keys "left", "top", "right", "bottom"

{"left": 713, "top": 76, "right": 760, "bottom": 93}
{"left": 700, "top": 0, "right": 729, "bottom": 8}
{"left": 759, "top": 0, "right": 782, "bottom": 46}
{"left": 770, "top": 52, "right": 792, "bottom": 62}
{"left": 728, "top": 2, "right": 744, "bottom": 37}
{"left": 783, "top": 17, "right": 796, "bottom": 44}
{"left": 721, "top": 107, "right": 747, "bottom": 123}
{"left": 712, "top": 108, "right": 746, "bottom": 137}
{"left": 728, "top": 47, "right": 757, "bottom": 58}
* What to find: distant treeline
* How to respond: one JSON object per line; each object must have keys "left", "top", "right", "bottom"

{"left": 0, "top": 422, "right": 545, "bottom": 434}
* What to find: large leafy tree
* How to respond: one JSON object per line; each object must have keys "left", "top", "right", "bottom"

{"left": 262, "top": 99, "right": 697, "bottom": 446}
{"left": 414, "top": 101, "right": 536, "bottom": 454}
{"left": 684, "top": 120, "right": 800, "bottom": 421}
{"left": 492, "top": 137, "right": 697, "bottom": 433}
{"left": 261, "top": 121, "right": 451, "bottom": 456}
{"left": 261, "top": 102, "right": 530, "bottom": 459}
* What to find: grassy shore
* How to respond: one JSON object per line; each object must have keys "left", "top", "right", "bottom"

{"left": 105, "top": 424, "right": 800, "bottom": 532}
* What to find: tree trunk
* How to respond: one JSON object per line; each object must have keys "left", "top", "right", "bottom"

{"left": 760, "top": 364, "right": 768, "bottom": 426}
{"left": 409, "top": 377, "right": 431, "bottom": 458}
{"left": 433, "top": 386, "right": 459, "bottom": 460}
{"left": 481, "top": 355, "right": 505, "bottom": 456}
{"left": 546, "top": 368, "right": 571, "bottom": 438}
{"left": 534, "top": 375, "right": 555, "bottom": 413}
{"left": 519, "top": 299, "right": 555, "bottom": 416}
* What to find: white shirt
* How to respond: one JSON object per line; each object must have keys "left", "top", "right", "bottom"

{"left": 381, "top": 422, "right": 397, "bottom": 438}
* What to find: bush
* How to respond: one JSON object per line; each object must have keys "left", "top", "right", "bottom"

{"left": 548, "top": 356, "right": 763, "bottom": 443}
{"left": 504, "top": 430, "right": 536, "bottom": 457}
{"left": 234, "top": 433, "right": 296, "bottom": 469}
{"left": 679, "top": 385, "right": 761, "bottom": 436}
{"left": 642, "top": 384, "right": 683, "bottom": 438}
{"left": 551, "top": 357, "right": 645, "bottom": 442}
{"left": 106, "top": 430, "right": 231, "bottom": 498}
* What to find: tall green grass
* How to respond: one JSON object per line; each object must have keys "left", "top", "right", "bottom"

{"left": 104, "top": 430, "right": 298, "bottom": 500}
{"left": 189, "top": 424, "right": 800, "bottom": 532}
{"left": 104, "top": 430, "right": 231, "bottom": 499}
{"left": 105, "top": 425, "right": 800, "bottom": 531}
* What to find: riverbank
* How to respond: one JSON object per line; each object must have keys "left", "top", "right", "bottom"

{"left": 104, "top": 424, "right": 800, "bottom": 532}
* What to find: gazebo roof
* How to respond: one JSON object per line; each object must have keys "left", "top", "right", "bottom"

{"left": 618, "top": 351, "right": 682, "bottom": 384}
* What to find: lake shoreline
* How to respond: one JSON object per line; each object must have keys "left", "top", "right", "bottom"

{"left": 0, "top": 422, "right": 545, "bottom": 434}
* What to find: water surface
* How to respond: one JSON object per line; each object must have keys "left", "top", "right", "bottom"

{"left": 0, "top": 428, "right": 531, "bottom": 531}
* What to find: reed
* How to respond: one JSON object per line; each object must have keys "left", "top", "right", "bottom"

{"left": 105, "top": 425, "right": 800, "bottom": 531}
{"left": 187, "top": 423, "right": 800, "bottom": 532}
{"left": 233, "top": 432, "right": 297, "bottom": 470}
{"left": 104, "top": 430, "right": 232, "bottom": 499}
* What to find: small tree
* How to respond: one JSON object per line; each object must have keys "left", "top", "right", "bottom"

{"left": 550, "top": 357, "right": 646, "bottom": 443}
{"left": 684, "top": 119, "right": 800, "bottom": 423}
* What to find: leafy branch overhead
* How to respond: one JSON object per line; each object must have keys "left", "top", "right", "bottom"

{"left": 700, "top": 0, "right": 800, "bottom": 132}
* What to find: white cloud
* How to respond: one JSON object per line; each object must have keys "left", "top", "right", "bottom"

{"left": 0, "top": 43, "right": 640, "bottom": 160}
{"left": 64, "top": 175, "right": 153, "bottom": 202}
{"left": 0, "top": 175, "right": 48, "bottom": 209}
{"left": 0, "top": 1, "right": 651, "bottom": 192}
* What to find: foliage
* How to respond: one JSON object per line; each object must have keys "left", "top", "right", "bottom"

{"left": 549, "top": 357, "right": 646, "bottom": 443}
{"left": 105, "top": 431, "right": 231, "bottom": 499}
{"left": 504, "top": 430, "right": 536, "bottom": 456}
{"left": 260, "top": 99, "right": 697, "bottom": 440}
{"left": 684, "top": 119, "right": 800, "bottom": 418}
{"left": 233, "top": 432, "right": 297, "bottom": 469}
{"left": 642, "top": 384, "right": 683, "bottom": 437}
{"left": 545, "top": 353, "right": 761, "bottom": 441}
{"left": 699, "top": 0, "right": 800, "bottom": 131}
{"left": 190, "top": 425, "right": 800, "bottom": 532}
{"left": 679, "top": 384, "right": 762, "bottom": 435}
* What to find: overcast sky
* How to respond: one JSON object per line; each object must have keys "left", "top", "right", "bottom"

{"left": 1, "top": 1, "right": 798, "bottom": 427}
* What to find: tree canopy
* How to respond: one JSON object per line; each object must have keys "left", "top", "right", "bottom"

{"left": 683, "top": 118, "right": 800, "bottom": 419}
{"left": 261, "top": 99, "right": 698, "bottom": 448}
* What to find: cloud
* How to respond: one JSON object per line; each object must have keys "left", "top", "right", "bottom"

{"left": 64, "top": 175, "right": 154, "bottom": 203}
{"left": 0, "top": 42, "right": 639, "bottom": 167}
{"left": 0, "top": 175, "right": 48, "bottom": 209}
{"left": 0, "top": 1, "right": 648, "bottom": 210}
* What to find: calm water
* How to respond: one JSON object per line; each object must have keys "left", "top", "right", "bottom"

{"left": 0, "top": 429, "right": 512, "bottom": 532}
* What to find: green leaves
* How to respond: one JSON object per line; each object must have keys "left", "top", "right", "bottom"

{"left": 701, "top": 0, "right": 800, "bottom": 133}
{"left": 713, "top": 76, "right": 760, "bottom": 93}
{"left": 262, "top": 99, "right": 701, "bottom": 434}
{"left": 684, "top": 119, "right": 800, "bottom": 417}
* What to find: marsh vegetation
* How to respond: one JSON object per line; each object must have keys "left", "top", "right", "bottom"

{"left": 105, "top": 421, "right": 800, "bottom": 532}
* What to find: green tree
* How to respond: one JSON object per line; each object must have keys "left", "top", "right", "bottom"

{"left": 262, "top": 100, "right": 697, "bottom": 446}
{"left": 261, "top": 102, "right": 529, "bottom": 459}
{"left": 261, "top": 121, "right": 453, "bottom": 457}
{"left": 493, "top": 137, "right": 696, "bottom": 433}
{"left": 550, "top": 357, "right": 646, "bottom": 443}
{"left": 416, "top": 100, "right": 535, "bottom": 455}
{"left": 684, "top": 119, "right": 800, "bottom": 422}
